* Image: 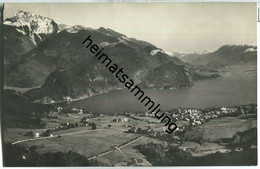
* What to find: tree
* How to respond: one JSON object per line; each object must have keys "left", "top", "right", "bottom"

{"left": 42, "top": 129, "right": 52, "bottom": 137}
{"left": 75, "top": 122, "right": 79, "bottom": 127}
{"left": 25, "top": 131, "right": 34, "bottom": 137}
{"left": 91, "top": 123, "right": 97, "bottom": 130}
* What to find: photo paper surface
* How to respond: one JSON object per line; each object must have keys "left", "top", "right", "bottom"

{"left": 1, "top": 2, "right": 257, "bottom": 166}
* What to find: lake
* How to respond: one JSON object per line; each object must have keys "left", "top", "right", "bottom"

{"left": 65, "top": 66, "right": 257, "bottom": 113}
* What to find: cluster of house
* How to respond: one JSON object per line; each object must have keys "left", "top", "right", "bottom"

{"left": 169, "top": 107, "right": 237, "bottom": 127}
{"left": 129, "top": 107, "right": 238, "bottom": 130}
{"left": 33, "top": 131, "right": 53, "bottom": 138}
{"left": 164, "top": 104, "right": 256, "bottom": 131}
{"left": 126, "top": 125, "right": 182, "bottom": 142}
{"left": 31, "top": 104, "right": 255, "bottom": 139}
{"left": 127, "top": 105, "right": 256, "bottom": 136}
{"left": 50, "top": 106, "right": 84, "bottom": 115}
{"left": 112, "top": 117, "right": 128, "bottom": 122}
{"left": 63, "top": 96, "right": 72, "bottom": 101}
{"left": 72, "top": 108, "right": 83, "bottom": 114}
{"left": 126, "top": 126, "right": 153, "bottom": 135}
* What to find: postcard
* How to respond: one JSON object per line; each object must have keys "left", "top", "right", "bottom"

{"left": 1, "top": 2, "right": 257, "bottom": 167}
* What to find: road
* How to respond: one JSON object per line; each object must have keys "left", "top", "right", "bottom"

{"left": 87, "top": 136, "right": 144, "bottom": 160}
{"left": 11, "top": 125, "right": 164, "bottom": 145}
{"left": 12, "top": 127, "right": 145, "bottom": 161}
{"left": 11, "top": 128, "right": 110, "bottom": 145}
{"left": 11, "top": 125, "right": 163, "bottom": 162}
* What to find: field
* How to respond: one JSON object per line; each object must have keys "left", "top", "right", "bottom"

{"left": 20, "top": 128, "right": 136, "bottom": 156}
{"left": 4, "top": 113, "right": 167, "bottom": 166}
{"left": 185, "top": 116, "right": 257, "bottom": 142}
{"left": 5, "top": 127, "right": 166, "bottom": 166}
{"left": 96, "top": 136, "right": 167, "bottom": 166}
{"left": 4, "top": 110, "right": 257, "bottom": 166}
{"left": 179, "top": 142, "right": 231, "bottom": 157}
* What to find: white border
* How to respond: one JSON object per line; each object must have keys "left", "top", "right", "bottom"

{"left": 0, "top": 1, "right": 259, "bottom": 169}
{"left": 0, "top": 0, "right": 260, "bottom": 3}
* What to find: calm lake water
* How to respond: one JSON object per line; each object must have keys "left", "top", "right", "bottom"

{"left": 66, "top": 66, "right": 257, "bottom": 113}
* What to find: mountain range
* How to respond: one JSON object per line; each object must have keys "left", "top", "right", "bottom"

{"left": 175, "top": 45, "right": 257, "bottom": 66}
{"left": 4, "top": 10, "right": 254, "bottom": 103}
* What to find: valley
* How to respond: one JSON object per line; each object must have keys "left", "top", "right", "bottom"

{"left": 3, "top": 102, "right": 257, "bottom": 166}
{"left": 2, "top": 10, "right": 257, "bottom": 167}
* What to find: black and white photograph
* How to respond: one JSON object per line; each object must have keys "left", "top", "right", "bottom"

{"left": 0, "top": 2, "right": 257, "bottom": 167}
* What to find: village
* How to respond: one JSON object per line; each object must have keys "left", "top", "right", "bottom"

{"left": 25, "top": 104, "right": 256, "bottom": 142}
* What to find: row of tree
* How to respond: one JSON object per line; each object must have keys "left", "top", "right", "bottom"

{"left": 3, "top": 143, "right": 103, "bottom": 166}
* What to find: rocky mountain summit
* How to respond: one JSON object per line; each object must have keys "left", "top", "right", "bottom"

{"left": 4, "top": 10, "right": 59, "bottom": 44}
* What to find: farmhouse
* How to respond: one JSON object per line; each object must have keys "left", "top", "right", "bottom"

{"left": 113, "top": 117, "right": 128, "bottom": 122}
{"left": 34, "top": 132, "right": 40, "bottom": 138}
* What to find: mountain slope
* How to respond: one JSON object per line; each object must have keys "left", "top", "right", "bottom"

{"left": 5, "top": 28, "right": 165, "bottom": 87}
{"left": 4, "top": 11, "right": 216, "bottom": 102}
{"left": 4, "top": 10, "right": 60, "bottom": 78}
{"left": 23, "top": 28, "right": 185, "bottom": 101}
{"left": 191, "top": 45, "right": 257, "bottom": 66}
{"left": 141, "top": 61, "right": 192, "bottom": 89}
{"left": 3, "top": 90, "right": 50, "bottom": 128}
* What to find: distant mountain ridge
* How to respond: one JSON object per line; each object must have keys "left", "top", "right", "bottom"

{"left": 192, "top": 45, "right": 257, "bottom": 66}
{"left": 4, "top": 10, "right": 219, "bottom": 103}
{"left": 172, "top": 50, "right": 212, "bottom": 63}
{"left": 174, "top": 45, "right": 257, "bottom": 66}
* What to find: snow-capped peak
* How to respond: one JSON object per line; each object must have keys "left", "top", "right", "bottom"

{"left": 196, "top": 49, "right": 212, "bottom": 55}
{"left": 4, "top": 10, "right": 58, "bottom": 44}
{"left": 58, "top": 24, "right": 92, "bottom": 33}
{"left": 169, "top": 49, "right": 212, "bottom": 56}
{"left": 150, "top": 49, "right": 165, "bottom": 56}
{"left": 243, "top": 48, "right": 257, "bottom": 53}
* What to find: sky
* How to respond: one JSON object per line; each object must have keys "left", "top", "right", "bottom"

{"left": 4, "top": 3, "right": 257, "bottom": 52}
